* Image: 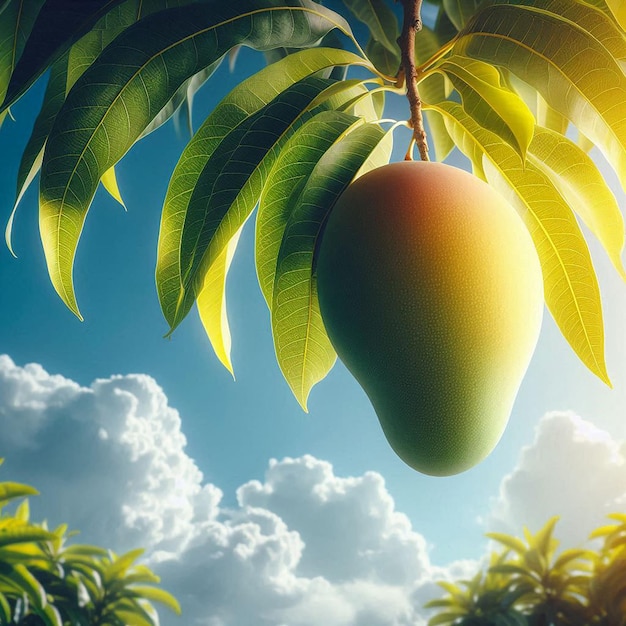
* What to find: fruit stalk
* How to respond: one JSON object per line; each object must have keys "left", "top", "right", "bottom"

{"left": 396, "top": 0, "right": 430, "bottom": 161}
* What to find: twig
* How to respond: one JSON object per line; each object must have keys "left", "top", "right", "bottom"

{"left": 396, "top": 0, "right": 429, "bottom": 161}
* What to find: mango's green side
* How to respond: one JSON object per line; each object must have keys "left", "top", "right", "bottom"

{"left": 316, "top": 161, "right": 544, "bottom": 476}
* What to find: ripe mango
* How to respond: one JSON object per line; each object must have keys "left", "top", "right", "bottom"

{"left": 316, "top": 161, "right": 543, "bottom": 476}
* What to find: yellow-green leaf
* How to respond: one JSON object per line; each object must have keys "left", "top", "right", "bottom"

{"left": 101, "top": 166, "right": 125, "bottom": 209}
{"left": 272, "top": 123, "right": 390, "bottom": 409}
{"left": 428, "top": 609, "right": 468, "bottom": 626}
{"left": 435, "top": 55, "right": 535, "bottom": 159}
{"left": 528, "top": 126, "right": 626, "bottom": 280}
{"left": 0, "top": 482, "right": 38, "bottom": 505}
{"left": 14, "top": 500, "right": 29, "bottom": 522}
{"left": 457, "top": 0, "right": 626, "bottom": 191}
{"left": 41, "top": 1, "right": 355, "bottom": 319}
{"left": 156, "top": 48, "right": 369, "bottom": 332}
{"left": 257, "top": 111, "right": 364, "bottom": 308}
{"left": 432, "top": 101, "right": 611, "bottom": 386}
{"left": 196, "top": 226, "right": 243, "bottom": 377}
{"left": 605, "top": 0, "right": 626, "bottom": 32}
{"left": 128, "top": 586, "right": 181, "bottom": 615}
{"left": 104, "top": 548, "right": 144, "bottom": 582}
{"left": 486, "top": 532, "right": 528, "bottom": 556}
{"left": 533, "top": 516, "right": 560, "bottom": 561}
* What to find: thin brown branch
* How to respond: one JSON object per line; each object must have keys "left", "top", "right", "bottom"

{"left": 397, "top": 0, "right": 429, "bottom": 161}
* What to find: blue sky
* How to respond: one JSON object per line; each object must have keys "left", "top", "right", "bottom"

{"left": 1, "top": 6, "right": 626, "bottom": 624}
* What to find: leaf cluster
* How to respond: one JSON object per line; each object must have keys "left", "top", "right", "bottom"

{"left": 425, "top": 513, "right": 626, "bottom": 626}
{"left": 0, "top": 461, "right": 179, "bottom": 626}
{"left": 1, "top": 0, "right": 625, "bottom": 406}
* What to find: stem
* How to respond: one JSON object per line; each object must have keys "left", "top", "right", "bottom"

{"left": 397, "top": 0, "right": 429, "bottom": 161}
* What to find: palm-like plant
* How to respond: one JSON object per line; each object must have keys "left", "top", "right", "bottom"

{"left": 425, "top": 515, "right": 626, "bottom": 626}
{"left": 487, "top": 517, "right": 592, "bottom": 625}
{"left": 424, "top": 551, "right": 530, "bottom": 625}
{"left": 0, "top": 462, "right": 180, "bottom": 625}
{"left": 0, "top": 468, "right": 60, "bottom": 625}
{"left": 584, "top": 513, "right": 626, "bottom": 625}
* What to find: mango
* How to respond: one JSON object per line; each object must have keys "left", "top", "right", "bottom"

{"left": 316, "top": 161, "right": 544, "bottom": 476}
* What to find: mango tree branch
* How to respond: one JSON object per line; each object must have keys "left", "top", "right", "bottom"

{"left": 397, "top": 0, "right": 429, "bottom": 161}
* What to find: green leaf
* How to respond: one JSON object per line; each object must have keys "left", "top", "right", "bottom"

{"left": 256, "top": 111, "right": 363, "bottom": 308}
{"left": 127, "top": 586, "right": 181, "bottom": 614}
{"left": 162, "top": 62, "right": 221, "bottom": 139}
{"left": 167, "top": 76, "right": 341, "bottom": 337}
{"left": 104, "top": 548, "right": 144, "bottom": 582}
{"left": 443, "top": 0, "right": 480, "bottom": 30}
{"left": 0, "top": 563, "right": 46, "bottom": 608}
{"left": 156, "top": 51, "right": 370, "bottom": 333}
{"left": 435, "top": 55, "right": 535, "bottom": 159}
{"left": 423, "top": 598, "right": 457, "bottom": 610}
{"left": 0, "top": 0, "right": 44, "bottom": 104}
{"left": 434, "top": 5, "right": 459, "bottom": 44}
{"left": 14, "top": 499, "right": 29, "bottom": 522}
{"left": 552, "top": 549, "right": 593, "bottom": 572}
{"left": 0, "top": 593, "right": 10, "bottom": 623}
{"left": 0, "top": 521, "right": 55, "bottom": 547}
{"left": 65, "top": 0, "right": 137, "bottom": 90}
{"left": 40, "top": 1, "right": 356, "bottom": 320}
{"left": 6, "top": 52, "right": 68, "bottom": 257}
{"left": 66, "top": 0, "right": 199, "bottom": 90}
{"left": 523, "top": 547, "right": 545, "bottom": 574}
{"left": 428, "top": 610, "right": 467, "bottom": 626}
{"left": 527, "top": 126, "right": 626, "bottom": 280}
{"left": 66, "top": 0, "right": 208, "bottom": 138}
{"left": 138, "top": 61, "right": 222, "bottom": 142}
{"left": 456, "top": 0, "right": 626, "bottom": 192}
{"left": 486, "top": 532, "right": 532, "bottom": 556}
{"left": 1, "top": 0, "right": 126, "bottom": 112}
{"left": 109, "top": 606, "right": 155, "bottom": 626}
{"left": 533, "top": 516, "right": 559, "bottom": 559}
{"left": 0, "top": 482, "right": 38, "bottom": 505}
{"left": 433, "top": 101, "right": 611, "bottom": 386}
{"left": 341, "top": 0, "right": 400, "bottom": 59}
{"left": 35, "top": 603, "right": 63, "bottom": 626}
{"left": 365, "top": 36, "right": 399, "bottom": 76}
{"left": 489, "top": 563, "right": 539, "bottom": 580}
{"left": 272, "top": 122, "right": 391, "bottom": 409}
{"left": 196, "top": 226, "right": 243, "bottom": 377}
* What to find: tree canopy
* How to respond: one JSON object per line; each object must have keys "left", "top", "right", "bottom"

{"left": 1, "top": 0, "right": 625, "bottom": 406}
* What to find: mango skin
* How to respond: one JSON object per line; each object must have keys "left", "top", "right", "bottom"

{"left": 316, "top": 161, "right": 544, "bottom": 476}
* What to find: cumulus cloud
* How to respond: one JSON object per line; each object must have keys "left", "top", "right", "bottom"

{"left": 486, "top": 410, "right": 626, "bottom": 549}
{"left": 0, "top": 354, "right": 219, "bottom": 553}
{"left": 0, "top": 354, "right": 477, "bottom": 626}
{"left": 9, "top": 357, "right": 623, "bottom": 624}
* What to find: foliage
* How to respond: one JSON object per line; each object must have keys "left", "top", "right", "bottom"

{"left": 1, "top": 0, "right": 625, "bottom": 406}
{"left": 0, "top": 461, "right": 180, "bottom": 625}
{"left": 424, "top": 513, "right": 626, "bottom": 625}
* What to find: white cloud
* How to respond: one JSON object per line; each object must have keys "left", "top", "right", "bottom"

{"left": 486, "top": 410, "right": 626, "bottom": 549}
{"left": 0, "top": 354, "right": 477, "bottom": 626}
{"left": 3, "top": 356, "right": 625, "bottom": 624}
